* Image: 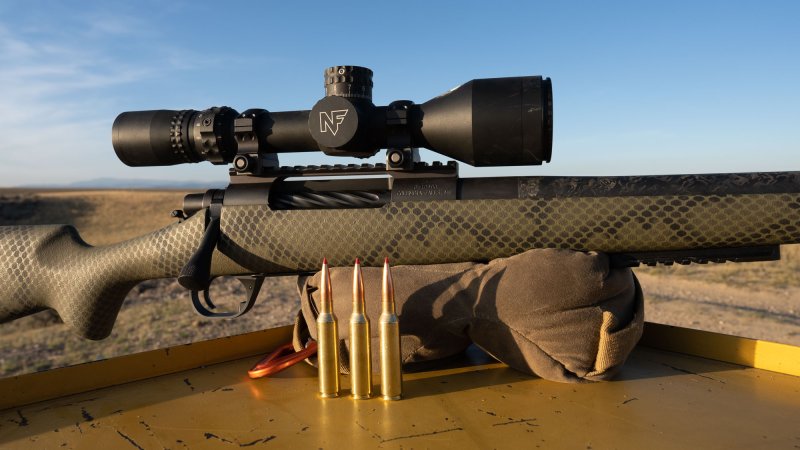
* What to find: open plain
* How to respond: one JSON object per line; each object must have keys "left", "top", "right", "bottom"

{"left": 1, "top": 189, "right": 798, "bottom": 378}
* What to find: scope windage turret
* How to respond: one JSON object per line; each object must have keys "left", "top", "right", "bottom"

{"left": 112, "top": 66, "right": 553, "bottom": 168}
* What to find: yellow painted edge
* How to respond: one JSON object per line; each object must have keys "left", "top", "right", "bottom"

{"left": 0, "top": 325, "right": 294, "bottom": 411}
{"left": 640, "top": 322, "right": 800, "bottom": 377}
{"left": 4, "top": 322, "right": 798, "bottom": 412}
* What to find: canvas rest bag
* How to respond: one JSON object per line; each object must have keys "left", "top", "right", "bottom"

{"left": 294, "top": 249, "right": 644, "bottom": 383}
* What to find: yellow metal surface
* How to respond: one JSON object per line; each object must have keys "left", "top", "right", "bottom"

{"left": 0, "top": 326, "right": 292, "bottom": 410}
{"left": 1, "top": 327, "right": 799, "bottom": 449}
{"left": 641, "top": 322, "right": 800, "bottom": 376}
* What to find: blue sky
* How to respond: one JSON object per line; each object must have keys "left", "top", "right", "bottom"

{"left": 0, "top": 1, "right": 798, "bottom": 186}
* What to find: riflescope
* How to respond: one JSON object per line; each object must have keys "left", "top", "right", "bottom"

{"left": 112, "top": 66, "right": 553, "bottom": 169}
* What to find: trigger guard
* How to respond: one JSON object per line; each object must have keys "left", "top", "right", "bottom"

{"left": 190, "top": 275, "right": 264, "bottom": 319}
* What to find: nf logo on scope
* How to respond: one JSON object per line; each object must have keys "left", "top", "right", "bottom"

{"left": 319, "top": 110, "right": 349, "bottom": 136}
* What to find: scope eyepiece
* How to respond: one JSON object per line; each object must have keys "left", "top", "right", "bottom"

{"left": 112, "top": 110, "right": 197, "bottom": 166}
{"left": 112, "top": 107, "right": 238, "bottom": 167}
{"left": 112, "top": 66, "right": 553, "bottom": 169}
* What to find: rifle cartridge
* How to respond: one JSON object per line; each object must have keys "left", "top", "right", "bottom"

{"left": 379, "top": 258, "right": 402, "bottom": 400}
{"left": 349, "top": 259, "right": 372, "bottom": 399}
{"left": 316, "top": 258, "right": 340, "bottom": 398}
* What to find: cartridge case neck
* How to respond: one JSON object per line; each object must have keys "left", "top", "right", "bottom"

{"left": 381, "top": 294, "right": 395, "bottom": 315}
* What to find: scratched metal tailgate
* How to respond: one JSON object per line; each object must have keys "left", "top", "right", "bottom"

{"left": 1, "top": 324, "right": 799, "bottom": 449}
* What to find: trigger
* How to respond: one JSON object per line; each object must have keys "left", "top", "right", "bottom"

{"left": 178, "top": 199, "right": 223, "bottom": 291}
{"left": 190, "top": 275, "right": 265, "bottom": 319}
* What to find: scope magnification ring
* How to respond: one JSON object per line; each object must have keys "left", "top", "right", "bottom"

{"left": 168, "top": 110, "right": 196, "bottom": 163}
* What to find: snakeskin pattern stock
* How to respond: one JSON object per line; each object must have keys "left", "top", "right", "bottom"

{"left": 2, "top": 188, "right": 799, "bottom": 339}
{"left": 215, "top": 193, "right": 800, "bottom": 274}
{"left": 0, "top": 216, "right": 204, "bottom": 339}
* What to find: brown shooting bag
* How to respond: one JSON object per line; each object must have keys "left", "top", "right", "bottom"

{"left": 295, "top": 249, "right": 644, "bottom": 383}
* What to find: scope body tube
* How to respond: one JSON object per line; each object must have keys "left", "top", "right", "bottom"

{"left": 262, "top": 111, "right": 318, "bottom": 152}
{"left": 1, "top": 171, "right": 799, "bottom": 339}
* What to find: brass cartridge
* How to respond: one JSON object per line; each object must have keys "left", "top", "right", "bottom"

{"left": 349, "top": 258, "right": 372, "bottom": 399}
{"left": 316, "top": 258, "right": 340, "bottom": 398}
{"left": 379, "top": 258, "right": 402, "bottom": 400}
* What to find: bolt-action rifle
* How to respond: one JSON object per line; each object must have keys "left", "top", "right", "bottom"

{"left": 1, "top": 66, "right": 799, "bottom": 340}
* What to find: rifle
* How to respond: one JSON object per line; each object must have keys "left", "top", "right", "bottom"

{"left": 1, "top": 66, "right": 798, "bottom": 340}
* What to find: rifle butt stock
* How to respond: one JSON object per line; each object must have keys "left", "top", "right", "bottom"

{"left": 0, "top": 216, "right": 204, "bottom": 339}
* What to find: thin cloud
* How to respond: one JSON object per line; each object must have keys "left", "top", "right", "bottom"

{"left": 0, "top": 10, "right": 196, "bottom": 185}
{"left": 77, "top": 12, "right": 151, "bottom": 38}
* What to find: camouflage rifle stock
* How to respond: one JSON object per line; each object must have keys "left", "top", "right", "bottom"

{"left": 1, "top": 167, "right": 798, "bottom": 339}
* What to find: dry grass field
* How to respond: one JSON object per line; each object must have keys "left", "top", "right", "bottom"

{"left": 1, "top": 189, "right": 798, "bottom": 378}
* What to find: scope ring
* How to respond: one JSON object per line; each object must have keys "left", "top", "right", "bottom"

{"left": 192, "top": 106, "right": 238, "bottom": 165}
